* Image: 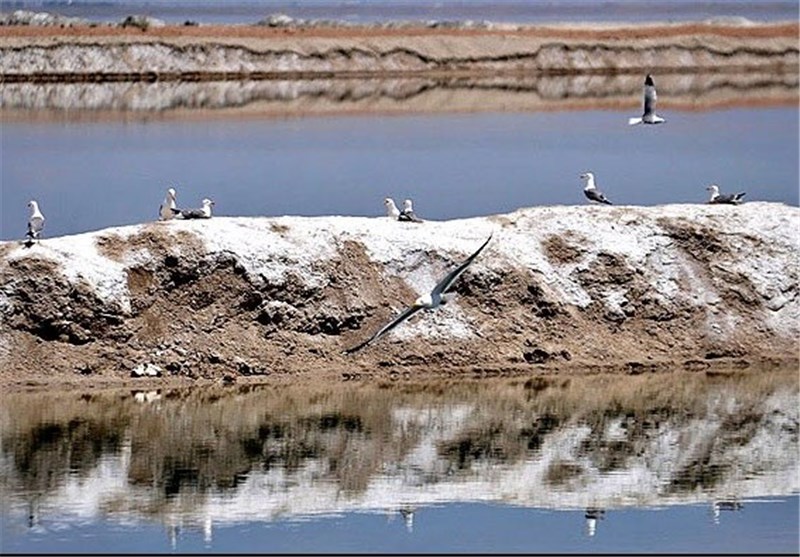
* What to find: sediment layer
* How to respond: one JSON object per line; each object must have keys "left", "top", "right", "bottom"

{"left": 1, "top": 21, "right": 797, "bottom": 81}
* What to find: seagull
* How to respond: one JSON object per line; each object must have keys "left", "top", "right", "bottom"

{"left": 173, "top": 198, "right": 215, "bottom": 219}
{"left": 159, "top": 187, "right": 177, "bottom": 221}
{"left": 628, "top": 74, "right": 665, "bottom": 125}
{"left": 343, "top": 234, "right": 493, "bottom": 354}
{"left": 25, "top": 200, "right": 45, "bottom": 245}
{"left": 706, "top": 184, "right": 746, "bottom": 205}
{"left": 580, "top": 172, "right": 612, "bottom": 205}
{"left": 398, "top": 198, "right": 424, "bottom": 223}
{"left": 384, "top": 197, "right": 401, "bottom": 219}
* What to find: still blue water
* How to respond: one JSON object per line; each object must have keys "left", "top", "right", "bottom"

{"left": 2, "top": 107, "right": 798, "bottom": 240}
{"left": 4, "top": 499, "right": 798, "bottom": 554}
{"left": 4, "top": 0, "right": 798, "bottom": 25}
{"left": 1, "top": 373, "right": 798, "bottom": 554}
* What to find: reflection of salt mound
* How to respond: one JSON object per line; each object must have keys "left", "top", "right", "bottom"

{"left": 1, "top": 73, "right": 797, "bottom": 115}
{"left": 3, "top": 382, "right": 797, "bottom": 533}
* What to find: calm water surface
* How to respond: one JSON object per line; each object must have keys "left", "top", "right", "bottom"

{"left": 2, "top": 107, "right": 798, "bottom": 240}
{"left": 8, "top": 0, "right": 798, "bottom": 25}
{"left": 1, "top": 371, "right": 798, "bottom": 553}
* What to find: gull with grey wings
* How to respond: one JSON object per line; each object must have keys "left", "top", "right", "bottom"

{"left": 628, "top": 74, "right": 665, "bottom": 125}
{"left": 706, "top": 184, "right": 746, "bottom": 205}
{"left": 343, "top": 234, "right": 493, "bottom": 354}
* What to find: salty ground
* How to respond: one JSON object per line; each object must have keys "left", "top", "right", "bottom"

{"left": 0, "top": 202, "right": 797, "bottom": 392}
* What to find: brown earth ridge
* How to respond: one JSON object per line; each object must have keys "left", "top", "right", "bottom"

{"left": 1, "top": 20, "right": 797, "bottom": 82}
{"left": 0, "top": 204, "right": 797, "bottom": 391}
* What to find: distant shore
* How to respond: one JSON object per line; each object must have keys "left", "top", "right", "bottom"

{"left": 1, "top": 16, "right": 797, "bottom": 119}
{"left": 1, "top": 17, "right": 797, "bottom": 82}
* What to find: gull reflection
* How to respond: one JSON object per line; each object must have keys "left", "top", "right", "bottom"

{"left": 167, "top": 521, "right": 179, "bottom": 551}
{"left": 585, "top": 507, "right": 606, "bottom": 537}
{"left": 399, "top": 506, "right": 415, "bottom": 533}
{"left": 204, "top": 515, "right": 213, "bottom": 546}
{"left": 712, "top": 499, "right": 744, "bottom": 524}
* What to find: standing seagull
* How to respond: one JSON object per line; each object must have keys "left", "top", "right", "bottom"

{"left": 706, "top": 184, "right": 746, "bottom": 205}
{"left": 399, "top": 198, "right": 424, "bottom": 223}
{"left": 159, "top": 187, "right": 177, "bottom": 221}
{"left": 173, "top": 198, "right": 215, "bottom": 219}
{"left": 384, "top": 198, "right": 401, "bottom": 219}
{"left": 628, "top": 74, "right": 665, "bottom": 125}
{"left": 25, "top": 200, "right": 45, "bottom": 246}
{"left": 343, "top": 234, "right": 493, "bottom": 354}
{"left": 580, "top": 172, "right": 613, "bottom": 205}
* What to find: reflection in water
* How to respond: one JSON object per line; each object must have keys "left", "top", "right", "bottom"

{"left": 584, "top": 507, "right": 605, "bottom": 537}
{"left": 0, "top": 369, "right": 797, "bottom": 550}
{"left": 399, "top": 506, "right": 415, "bottom": 533}
{"left": 1, "top": 72, "right": 797, "bottom": 118}
{"left": 712, "top": 498, "right": 744, "bottom": 525}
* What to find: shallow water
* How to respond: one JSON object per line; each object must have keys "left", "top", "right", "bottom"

{"left": 2, "top": 105, "right": 798, "bottom": 240}
{"left": 12, "top": 0, "right": 798, "bottom": 25}
{"left": 1, "top": 371, "right": 798, "bottom": 553}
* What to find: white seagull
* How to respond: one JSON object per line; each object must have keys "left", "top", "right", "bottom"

{"left": 344, "top": 234, "right": 493, "bottom": 354}
{"left": 173, "top": 198, "right": 215, "bottom": 219}
{"left": 628, "top": 74, "right": 665, "bottom": 125}
{"left": 26, "top": 200, "right": 45, "bottom": 245}
{"left": 398, "top": 198, "right": 424, "bottom": 223}
{"left": 580, "top": 172, "right": 613, "bottom": 205}
{"left": 384, "top": 197, "right": 401, "bottom": 219}
{"left": 706, "top": 184, "right": 746, "bottom": 205}
{"left": 159, "top": 187, "right": 177, "bottom": 221}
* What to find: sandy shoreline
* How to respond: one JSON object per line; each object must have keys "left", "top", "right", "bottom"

{"left": 3, "top": 354, "right": 795, "bottom": 394}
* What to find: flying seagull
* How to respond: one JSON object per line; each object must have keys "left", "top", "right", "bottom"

{"left": 159, "top": 187, "right": 177, "bottom": 221}
{"left": 173, "top": 198, "right": 215, "bottom": 219}
{"left": 25, "top": 200, "right": 45, "bottom": 246}
{"left": 580, "top": 172, "right": 612, "bottom": 205}
{"left": 398, "top": 198, "right": 424, "bottom": 223}
{"left": 628, "top": 74, "right": 665, "bottom": 125}
{"left": 384, "top": 197, "right": 401, "bottom": 219}
{"left": 343, "top": 234, "right": 493, "bottom": 354}
{"left": 706, "top": 184, "right": 746, "bottom": 205}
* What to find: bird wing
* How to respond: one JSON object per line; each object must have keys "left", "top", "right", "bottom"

{"left": 180, "top": 209, "right": 205, "bottom": 219}
{"left": 343, "top": 304, "right": 425, "bottom": 354}
{"left": 399, "top": 210, "right": 423, "bottom": 223}
{"left": 432, "top": 234, "right": 493, "bottom": 297}
{"left": 643, "top": 84, "right": 657, "bottom": 116}
{"left": 585, "top": 188, "right": 612, "bottom": 204}
{"left": 28, "top": 216, "right": 44, "bottom": 234}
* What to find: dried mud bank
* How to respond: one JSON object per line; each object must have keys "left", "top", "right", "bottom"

{"left": 0, "top": 203, "right": 797, "bottom": 390}
{"left": 0, "top": 21, "right": 797, "bottom": 82}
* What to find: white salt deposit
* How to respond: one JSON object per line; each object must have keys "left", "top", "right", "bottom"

{"left": 1, "top": 202, "right": 797, "bottom": 344}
